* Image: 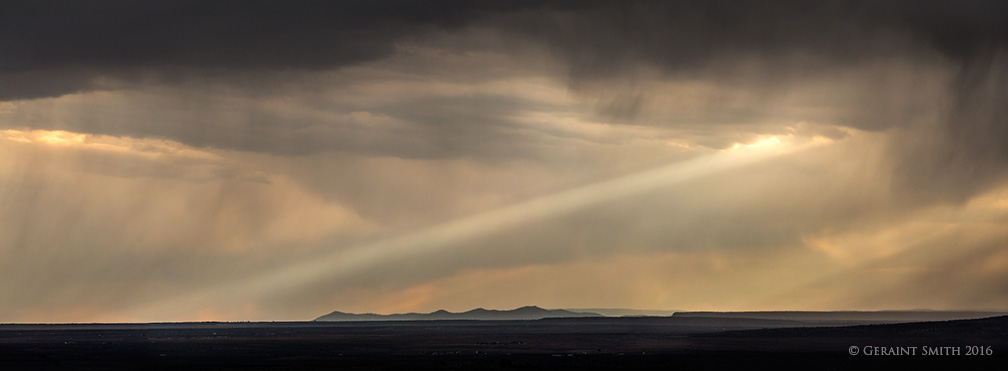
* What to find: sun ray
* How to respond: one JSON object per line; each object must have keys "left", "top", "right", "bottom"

{"left": 132, "top": 135, "right": 824, "bottom": 318}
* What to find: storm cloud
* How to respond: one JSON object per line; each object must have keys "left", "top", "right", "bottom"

{"left": 0, "top": 0, "right": 543, "bottom": 98}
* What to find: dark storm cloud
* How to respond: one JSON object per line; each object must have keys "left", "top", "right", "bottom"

{"left": 892, "top": 51, "right": 1008, "bottom": 201}
{"left": 0, "top": 0, "right": 559, "bottom": 100}
{"left": 8, "top": 1, "right": 1002, "bottom": 101}
{"left": 499, "top": 0, "right": 1007, "bottom": 124}
{"left": 4, "top": 0, "right": 1006, "bottom": 194}
{"left": 526, "top": 0, "right": 1008, "bottom": 70}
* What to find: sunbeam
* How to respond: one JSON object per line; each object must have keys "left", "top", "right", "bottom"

{"left": 134, "top": 135, "right": 822, "bottom": 318}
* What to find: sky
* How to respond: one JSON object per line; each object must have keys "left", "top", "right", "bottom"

{"left": 1, "top": 0, "right": 1007, "bottom": 322}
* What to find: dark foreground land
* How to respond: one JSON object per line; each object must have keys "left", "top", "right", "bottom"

{"left": 2, "top": 315, "right": 1006, "bottom": 370}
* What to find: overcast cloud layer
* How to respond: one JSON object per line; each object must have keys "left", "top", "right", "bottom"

{"left": 1, "top": 1, "right": 1007, "bottom": 322}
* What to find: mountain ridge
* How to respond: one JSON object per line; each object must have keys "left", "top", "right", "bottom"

{"left": 314, "top": 306, "right": 603, "bottom": 321}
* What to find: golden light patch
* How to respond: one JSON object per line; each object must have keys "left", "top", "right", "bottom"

{"left": 812, "top": 135, "right": 834, "bottom": 143}
{"left": 0, "top": 129, "right": 33, "bottom": 143}
{"left": 729, "top": 135, "right": 788, "bottom": 151}
{"left": 36, "top": 130, "right": 86, "bottom": 145}
{"left": 0, "top": 128, "right": 220, "bottom": 160}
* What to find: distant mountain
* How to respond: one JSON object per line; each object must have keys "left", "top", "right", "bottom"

{"left": 314, "top": 306, "right": 603, "bottom": 321}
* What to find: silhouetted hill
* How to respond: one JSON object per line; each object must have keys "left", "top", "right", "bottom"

{"left": 565, "top": 308, "right": 678, "bottom": 317}
{"left": 314, "top": 306, "right": 603, "bottom": 321}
